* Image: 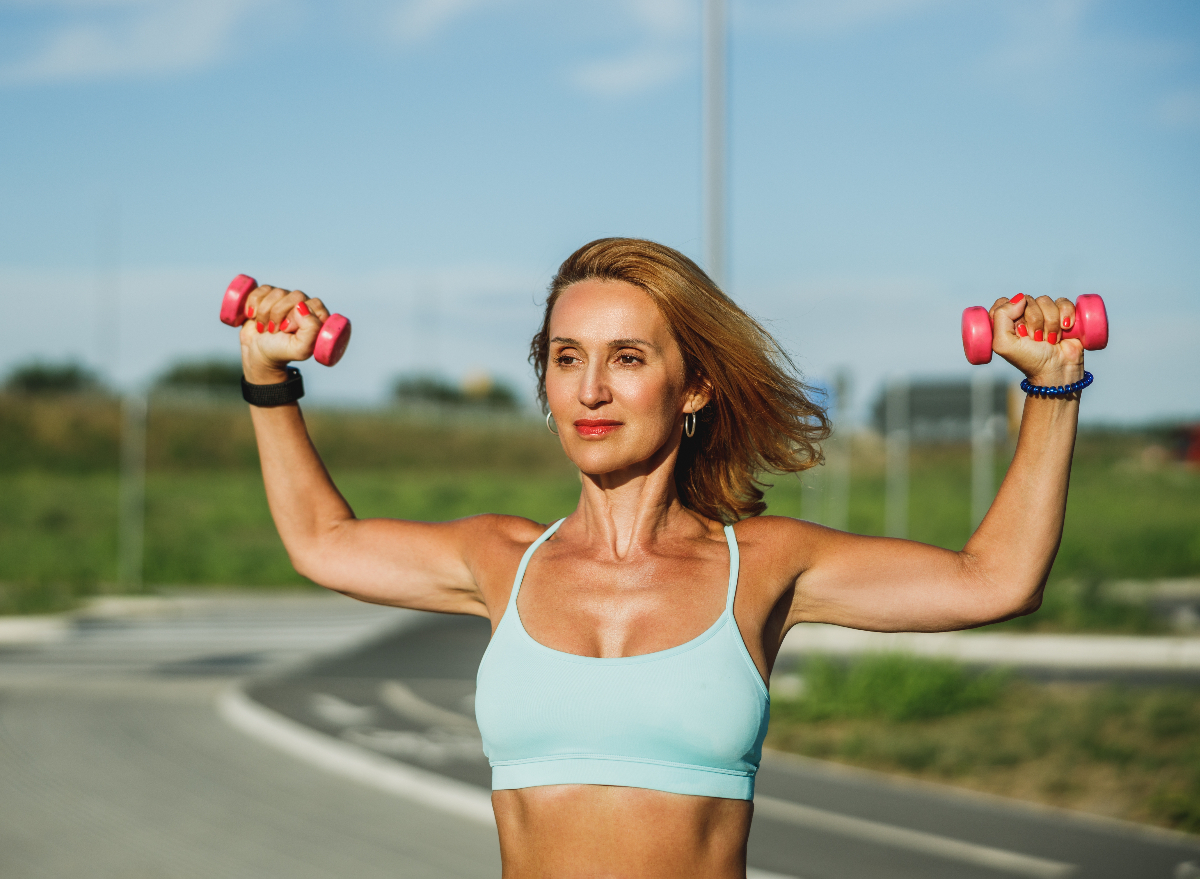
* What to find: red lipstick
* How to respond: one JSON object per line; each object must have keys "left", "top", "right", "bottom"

{"left": 574, "top": 419, "right": 622, "bottom": 438}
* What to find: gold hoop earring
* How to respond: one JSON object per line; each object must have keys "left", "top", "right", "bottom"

{"left": 546, "top": 412, "right": 559, "bottom": 435}
{"left": 684, "top": 412, "right": 696, "bottom": 438}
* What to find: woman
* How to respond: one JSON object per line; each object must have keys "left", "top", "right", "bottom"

{"left": 238, "top": 238, "right": 1085, "bottom": 878}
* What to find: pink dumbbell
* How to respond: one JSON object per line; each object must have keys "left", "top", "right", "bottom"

{"left": 961, "top": 293, "right": 1108, "bottom": 365}
{"left": 219, "top": 274, "right": 352, "bottom": 367}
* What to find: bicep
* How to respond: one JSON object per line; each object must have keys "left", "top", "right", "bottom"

{"left": 292, "top": 515, "right": 492, "bottom": 616}
{"left": 786, "top": 526, "right": 1012, "bottom": 633}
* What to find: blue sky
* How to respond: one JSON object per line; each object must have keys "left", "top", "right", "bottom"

{"left": 1, "top": 0, "right": 1197, "bottom": 423}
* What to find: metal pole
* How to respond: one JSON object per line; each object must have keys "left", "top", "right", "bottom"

{"left": 885, "top": 377, "right": 909, "bottom": 539}
{"left": 801, "top": 462, "right": 825, "bottom": 525}
{"left": 825, "top": 370, "right": 853, "bottom": 531}
{"left": 96, "top": 196, "right": 120, "bottom": 384}
{"left": 702, "top": 0, "right": 727, "bottom": 288}
{"left": 971, "top": 373, "right": 995, "bottom": 531}
{"left": 119, "top": 391, "right": 147, "bottom": 592}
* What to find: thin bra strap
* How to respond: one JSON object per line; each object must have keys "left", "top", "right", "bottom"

{"left": 723, "top": 524, "right": 740, "bottom": 613}
{"left": 508, "top": 518, "right": 566, "bottom": 609}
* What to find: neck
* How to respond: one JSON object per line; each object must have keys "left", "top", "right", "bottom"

{"left": 570, "top": 442, "right": 706, "bottom": 558}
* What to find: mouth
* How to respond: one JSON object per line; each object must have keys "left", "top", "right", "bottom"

{"left": 573, "top": 419, "right": 622, "bottom": 438}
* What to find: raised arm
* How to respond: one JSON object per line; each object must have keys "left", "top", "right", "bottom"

{"left": 238, "top": 283, "right": 520, "bottom": 616}
{"left": 786, "top": 294, "right": 1085, "bottom": 633}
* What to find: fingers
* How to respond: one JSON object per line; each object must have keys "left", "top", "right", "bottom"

{"left": 304, "top": 298, "right": 331, "bottom": 323}
{"left": 1034, "top": 295, "right": 1060, "bottom": 343}
{"left": 244, "top": 286, "right": 330, "bottom": 336}
{"left": 1056, "top": 297, "right": 1076, "bottom": 337}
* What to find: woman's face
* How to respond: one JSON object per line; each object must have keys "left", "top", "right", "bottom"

{"left": 545, "top": 278, "right": 707, "bottom": 477}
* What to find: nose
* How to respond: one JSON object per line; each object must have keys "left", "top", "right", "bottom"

{"left": 578, "top": 360, "right": 612, "bottom": 409}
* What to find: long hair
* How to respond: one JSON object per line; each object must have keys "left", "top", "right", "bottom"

{"left": 530, "top": 238, "right": 830, "bottom": 524}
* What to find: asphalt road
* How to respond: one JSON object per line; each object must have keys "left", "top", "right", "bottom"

{"left": 2, "top": 596, "right": 1199, "bottom": 879}
{"left": 248, "top": 611, "right": 1200, "bottom": 879}
{"left": 0, "top": 595, "right": 501, "bottom": 879}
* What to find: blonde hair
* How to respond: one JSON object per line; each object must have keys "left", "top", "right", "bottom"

{"left": 530, "top": 238, "right": 830, "bottom": 524}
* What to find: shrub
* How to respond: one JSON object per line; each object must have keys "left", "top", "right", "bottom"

{"left": 4, "top": 361, "right": 103, "bottom": 395}
{"left": 780, "top": 653, "right": 1011, "bottom": 722}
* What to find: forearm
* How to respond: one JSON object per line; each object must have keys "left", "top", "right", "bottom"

{"left": 249, "top": 399, "right": 354, "bottom": 572}
{"left": 963, "top": 364, "right": 1083, "bottom": 613}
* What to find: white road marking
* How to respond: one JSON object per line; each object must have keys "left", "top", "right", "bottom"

{"left": 217, "top": 686, "right": 496, "bottom": 826}
{"left": 755, "top": 795, "right": 1078, "bottom": 878}
{"left": 309, "top": 693, "right": 377, "bottom": 727}
{"left": 379, "top": 680, "right": 480, "bottom": 732}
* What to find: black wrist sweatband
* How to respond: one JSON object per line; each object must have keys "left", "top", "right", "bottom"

{"left": 242, "top": 367, "right": 304, "bottom": 407}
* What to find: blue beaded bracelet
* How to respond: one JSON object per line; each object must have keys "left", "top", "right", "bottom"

{"left": 1020, "top": 370, "right": 1093, "bottom": 398}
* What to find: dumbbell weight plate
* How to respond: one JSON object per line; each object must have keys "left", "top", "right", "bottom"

{"left": 314, "top": 313, "right": 351, "bottom": 367}
{"left": 961, "top": 306, "right": 994, "bottom": 365}
{"left": 220, "top": 274, "right": 257, "bottom": 327}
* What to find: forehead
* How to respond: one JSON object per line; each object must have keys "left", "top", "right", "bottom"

{"left": 549, "top": 279, "right": 670, "bottom": 343}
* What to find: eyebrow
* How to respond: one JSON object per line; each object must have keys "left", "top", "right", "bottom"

{"left": 550, "top": 336, "right": 658, "bottom": 350}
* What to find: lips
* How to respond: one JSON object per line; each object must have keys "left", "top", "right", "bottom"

{"left": 574, "top": 419, "right": 622, "bottom": 438}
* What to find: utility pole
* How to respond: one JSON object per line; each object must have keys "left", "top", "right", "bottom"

{"left": 703, "top": 0, "right": 727, "bottom": 288}
{"left": 118, "top": 391, "right": 147, "bottom": 592}
{"left": 971, "top": 372, "right": 996, "bottom": 531}
{"left": 825, "top": 370, "right": 853, "bottom": 532}
{"left": 885, "top": 377, "right": 910, "bottom": 539}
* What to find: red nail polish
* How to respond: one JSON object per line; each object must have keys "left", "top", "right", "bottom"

{"left": 1012, "top": 293, "right": 1024, "bottom": 304}
{"left": 267, "top": 320, "right": 275, "bottom": 333}
{"left": 1063, "top": 316, "right": 1072, "bottom": 329}
{"left": 247, "top": 305, "right": 255, "bottom": 318}
{"left": 297, "top": 302, "right": 310, "bottom": 318}
{"left": 1017, "top": 324, "right": 1028, "bottom": 337}
{"left": 1034, "top": 329, "right": 1044, "bottom": 342}
{"left": 256, "top": 322, "right": 264, "bottom": 333}
{"left": 1048, "top": 331, "right": 1058, "bottom": 344}
{"left": 280, "top": 319, "right": 289, "bottom": 332}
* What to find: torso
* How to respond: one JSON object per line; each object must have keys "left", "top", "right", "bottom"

{"left": 469, "top": 513, "right": 807, "bottom": 878}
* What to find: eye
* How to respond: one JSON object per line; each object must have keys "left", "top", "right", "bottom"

{"left": 615, "top": 352, "right": 644, "bottom": 366}
{"left": 553, "top": 353, "right": 580, "bottom": 366}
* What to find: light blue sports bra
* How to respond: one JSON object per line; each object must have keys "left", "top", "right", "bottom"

{"left": 475, "top": 519, "right": 770, "bottom": 800}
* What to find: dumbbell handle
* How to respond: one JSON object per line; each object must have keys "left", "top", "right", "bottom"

{"left": 961, "top": 293, "right": 1108, "bottom": 365}
{"left": 219, "top": 274, "right": 351, "bottom": 367}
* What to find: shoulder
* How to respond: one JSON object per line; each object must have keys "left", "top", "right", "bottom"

{"left": 454, "top": 514, "right": 560, "bottom": 615}
{"left": 729, "top": 514, "right": 830, "bottom": 591}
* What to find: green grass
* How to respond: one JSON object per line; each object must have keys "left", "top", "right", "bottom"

{"left": 1, "top": 396, "right": 1197, "bottom": 621}
{"left": 0, "top": 469, "right": 582, "bottom": 614}
{"left": 769, "top": 654, "right": 1200, "bottom": 833}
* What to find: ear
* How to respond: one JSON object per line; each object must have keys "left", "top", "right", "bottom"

{"left": 683, "top": 377, "right": 712, "bottom": 415}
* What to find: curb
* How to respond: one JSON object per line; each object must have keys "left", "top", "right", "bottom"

{"left": 780, "top": 625, "right": 1200, "bottom": 670}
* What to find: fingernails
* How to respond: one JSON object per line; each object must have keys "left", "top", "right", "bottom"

{"left": 280, "top": 319, "right": 290, "bottom": 332}
{"left": 1034, "top": 329, "right": 1044, "bottom": 342}
{"left": 247, "top": 305, "right": 255, "bottom": 318}
{"left": 1012, "top": 293, "right": 1024, "bottom": 304}
{"left": 1063, "top": 316, "right": 1072, "bottom": 329}
{"left": 1018, "top": 324, "right": 1028, "bottom": 337}
{"left": 297, "top": 302, "right": 310, "bottom": 318}
{"left": 1048, "top": 331, "right": 1058, "bottom": 344}
{"left": 256, "top": 322, "right": 264, "bottom": 333}
{"left": 267, "top": 320, "right": 276, "bottom": 333}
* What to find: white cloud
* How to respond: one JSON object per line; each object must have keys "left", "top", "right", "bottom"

{"left": 1, "top": 0, "right": 265, "bottom": 84}
{"left": 571, "top": 46, "right": 689, "bottom": 97}
{"left": 985, "top": 0, "right": 1093, "bottom": 76}
{"left": 740, "top": 0, "right": 946, "bottom": 36}
{"left": 389, "top": 0, "right": 498, "bottom": 44}
{"left": 623, "top": 0, "right": 692, "bottom": 37}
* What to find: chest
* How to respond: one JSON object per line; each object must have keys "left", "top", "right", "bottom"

{"left": 516, "top": 544, "right": 731, "bottom": 660}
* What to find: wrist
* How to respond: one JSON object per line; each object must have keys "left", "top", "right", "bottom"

{"left": 1026, "top": 364, "right": 1084, "bottom": 387}
{"left": 243, "top": 360, "right": 289, "bottom": 385}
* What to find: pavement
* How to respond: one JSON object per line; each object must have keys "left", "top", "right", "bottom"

{"left": 2, "top": 594, "right": 1199, "bottom": 879}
